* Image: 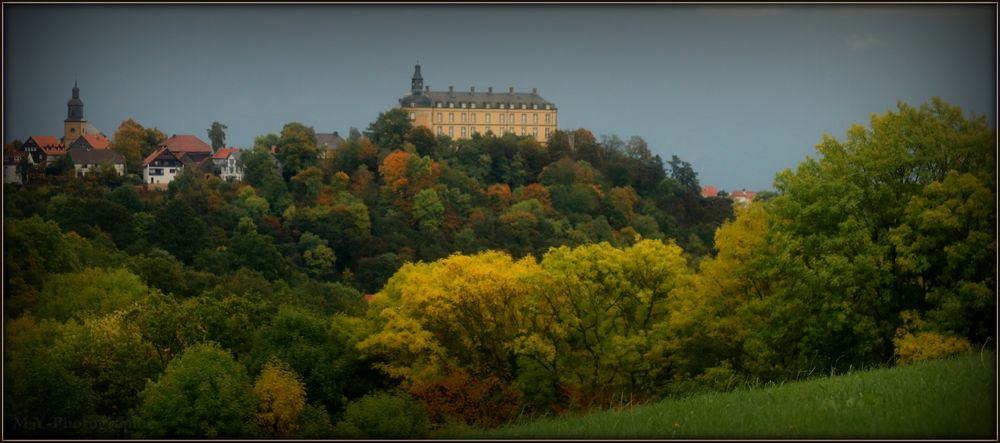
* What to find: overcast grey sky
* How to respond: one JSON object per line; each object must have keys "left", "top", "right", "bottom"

{"left": 4, "top": 4, "right": 995, "bottom": 191}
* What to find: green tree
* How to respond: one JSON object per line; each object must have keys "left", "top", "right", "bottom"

{"left": 135, "top": 342, "right": 257, "bottom": 438}
{"left": 207, "top": 121, "right": 228, "bottom": 152}
{"left": 365, "top": 108, "right": 412, "bottom": 152}
{"left": 276, "top": 122, "right": 319, "bottom": 181}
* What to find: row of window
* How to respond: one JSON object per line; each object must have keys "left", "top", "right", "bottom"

{"left": 430, "top": 102, "right": 551, "bottom": 110}
{"left": 423, "top": 112, "right": 554, "bottom": 125}
{"left": 434, "top": 126, "right": 551, "bottom": 139}
{"left": 147, "top": 168, "right": 177, "bottom": 176}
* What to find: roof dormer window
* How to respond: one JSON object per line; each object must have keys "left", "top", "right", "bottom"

{"left": 471, "top": 103, "right": 476, "bottom": 109}
{"left": 449, "top": 102, "right": 454, "bottom": 108}
{"left": 521, "top": 104, "right": 527, "bottom": 109}
{"left": 499, "top": 104, "right": 505, "bottom": 109}
{"left": 545, "top": 104, "right": 551, "bottom": 110}
{"left": 461, "top": 103, "right": 466, "bottom": 108}
{"left": 436, "top": 102, "right": 442, "bottom": 108}
{"left": 532, "top": 104, "right": 538, "bottom": 110}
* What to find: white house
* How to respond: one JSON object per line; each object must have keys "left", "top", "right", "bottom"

{"left": 143, "top": 147, "right": 184, "bottom": 186}
{"left": 212, "top": 147, "right": 243, "bottom": 181}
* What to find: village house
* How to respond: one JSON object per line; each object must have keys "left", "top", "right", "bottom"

{"left": 212, "top": 147, "right": 244, "bottom": 181}
{"left": 68, "top": 147, "right": 125, "bottom": 177}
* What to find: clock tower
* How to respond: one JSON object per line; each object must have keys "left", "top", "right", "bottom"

{"left": 64, "top": 80, "right": 87, "bottom": 147}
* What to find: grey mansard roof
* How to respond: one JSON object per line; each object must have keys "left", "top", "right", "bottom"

{"left": 399, "top": 88, "right": 556, "bottom": 109}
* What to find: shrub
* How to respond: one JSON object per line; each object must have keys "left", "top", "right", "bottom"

{"left": 335, "top": 391, "right": 428, "bottom": 438}
{"left": 894, "top": 331, "right": 971, "bottom": 365}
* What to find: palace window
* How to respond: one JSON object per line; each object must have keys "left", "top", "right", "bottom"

{"left": 545, "top": 104, "right": 551, "bottom": 109}
{"left": 499, "top": 128, "right": 504, "bottom": 136}
{"left": 509, "top": 113, "right": 514, "bottom": 123}
{"left": 521, "top": 128, "right": 526, "bottom": 136}
{"left": 500, "top": 114, "right": 505, "bottom": 124}
{"left": 485, "top": 103, "right": 491, "bottom": 109}
{"left": 545, "top": 114, "right": 551, "bottom": 124}
{"left": 471, "top": 103, "right": 476, "bottom": 109}
{"left": 437, "top": 102, "right": 442, "bottom": 108}
{"left": 409, "top": 112, "right": 416, "bottom": 120}
{"left": 499, "top": 104, "right": 505, "bottom": 109}
{"left": 461, "top": 127, "right": 467, "bottom": 138}
{"left": 461, "top": 103, "right": 466, "bottom": 108}
{"left": 485, "top": 114, "right": 491, "bottom": 124}
{"left": 533, "top": 104, "right": 538, "bottom": 110}
{"left": 448, "top": 127, "right": 454, "bottom": 137}
{"left": 521, "top": 114, "right": 527, "bottom": 124}
{"left": 449, "top": 102, "right": 454, "bottom": 108}
{"left": 461, "top": 114, "right": 466, "bottom": 124}
{"left": 521, "top": 104, "right": 527, "bottom": 109}
{"left": 471, "top": 126, "right": 477, "bottom": 134}
{"left": 437, "top": 113, "right": 443, "bottom": 123}
{"left": 449, "top": 113, "right": 454, "bottom": 123}
{"left": 437, "top": 127, "right": 443, "bottom": 135}
{"left": 533, "top": 128, "right": 538, "bottom": 138}
{"left": 471, "top": 113, "right": 476, "bottom": 123}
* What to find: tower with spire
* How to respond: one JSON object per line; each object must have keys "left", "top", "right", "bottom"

{"left": 411, "top": 64, "right": 424, "bottom": 95}
{"left": 64, "top": 79, "right": 87, "bottom": 147}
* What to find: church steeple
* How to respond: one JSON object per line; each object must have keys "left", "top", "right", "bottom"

{"left": 67, "top": 79, "right": 84, "bottom": 121}
{"left": 411, "top": 64, "right": 424, "bottom": 95}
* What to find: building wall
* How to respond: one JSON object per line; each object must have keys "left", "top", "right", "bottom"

{"left": 406, "top": 106, "right": 558, "bottom": 144}
{"left": 75, "top": 163, "right": 125, "bottom": 177}
{"left": 64, "top": 120, "right": 86, "bottom": 148}
{"left": 144, "top": 165, "right": 181, "bottom": 185}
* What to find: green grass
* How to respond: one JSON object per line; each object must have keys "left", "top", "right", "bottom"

{"left": 456, "top": 351, "right": 996, "bottom": 439}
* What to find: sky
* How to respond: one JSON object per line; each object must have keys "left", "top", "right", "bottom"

{"left": 3, "top": 4, "right": 996, "bottom": 192}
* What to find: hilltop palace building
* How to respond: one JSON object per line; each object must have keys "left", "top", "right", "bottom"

{"left": 398, "top": 65, "right": 558, "bottom": 144}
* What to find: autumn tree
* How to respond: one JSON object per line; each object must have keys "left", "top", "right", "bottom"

{"left": 254, "top": 360, "right": 307, "bottom": 437}
{"left": 111, "top": 118, "right": 150, "bottom": 174}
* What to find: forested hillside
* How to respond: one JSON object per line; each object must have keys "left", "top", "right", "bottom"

{"left": 4, "top": 98, "right": 994, "bottom": 438}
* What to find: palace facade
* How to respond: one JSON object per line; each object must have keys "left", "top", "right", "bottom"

{"left": 398, "top": 65, "right": 558, "bottom": 144}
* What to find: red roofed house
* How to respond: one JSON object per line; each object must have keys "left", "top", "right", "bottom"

{"left": 702, "top": 184, "right": 718, "bottom": 198}
{"left": 730, "top": 190, "right": 756, "bottom": 206}
{"left": 141, "top": 135, "right": 213, "bottom": 188}
{"left": 68, "top": 132, "right": 111, "bottom": 151}
{"left": 4, "top": 149, "right": 28, "bottom": 184}
{"left": 212, "top": 147, "right": 243, "bottom": 181}
{"left": 20, "top": 136, "right": 65, "bottom": 166}
{"left": 143, "top": 147, "right": 184, "bottom": 187}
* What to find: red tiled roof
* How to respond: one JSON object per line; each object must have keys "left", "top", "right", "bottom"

{"left": 80, "top": 133, "right": 110, "bottom": 149}
{"left": 212, "top": 147, "right": 240, "bottom": 160}
{"left": 29, "top": 135, "right": 64, "bottom": 150}
{"left": 730, "top": 190, "right": 756, "bottom": 200}
{"left": 363, "top": 294, "right": 375, "bottom": 303}
{"left": 160, "top": 134, "right": 211, "bottom": 153}
{"left": 702, "top": 185, "right": 718, "bottom": 198}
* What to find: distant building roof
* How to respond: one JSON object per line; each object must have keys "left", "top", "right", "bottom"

{"left": 27, "top": 135, "right": 64, "bottom": 150}
{"left": 73, "top": 133, "right": 111, "bottom": 150}
{"left": 143, "top": 147, "right": 178, "bottom": 166}
{"left": 702, "top": 185, "right": 718, "bottom": 198}
{"left": 212, "top": 147, "right": 241, "bottom": 160}
{"left": 730, "top": 190, "right": 756, "bottom": 202}
{"left": 400, "top": 87, "right": 556, "bottom": 109}
{"left": 68, "top": 147, "right": 124, "bottom": 165}
{"left": 159, "top": 134, "right": 212, "bottom": 153}
{"left": 316, "top": 132, "right": 344, "bottom": 150}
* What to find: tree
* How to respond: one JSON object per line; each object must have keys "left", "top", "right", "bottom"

{"left": 412, "top": 188, "right": 444, "bottom": 231}
{"left": 746, "top": 98, "right": 996, "bottom": 375}
{"left": 111, "top": 118, "right": 149, "bottom": 174}
{"left": 153, "top": 198, "right": 208, "bottom": 264}
{"left": 365, "top": 108, "right": 412, "bottom": 152}
{"left": 135, "top": 342, "right": 257, "bottom": 438}
{"left": 207, "top": 122, "right": 228, "bottom": 152}
{"left": 276, "top": 123, "right": 318, "bottom": 180}
{"left": 668, "top": 155, "right": 700, "bottom": 194}
{"left": 254, "top": 360, "right": 307, "bottom": 437}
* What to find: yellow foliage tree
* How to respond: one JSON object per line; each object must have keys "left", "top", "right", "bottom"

{"left": 254, "top": 360, "right": 307, "bottom": 437}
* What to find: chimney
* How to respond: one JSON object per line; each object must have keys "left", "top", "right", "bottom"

{"left": 532, "top": 88, "right": 537, "bottom": 94}
{"left": 508, "top": 87, "right": 514, "bottom": 94}
{"left": 425, "top": 85, "right": 430, "bottom": 92}
{"left": 449, "top": 85, "right": 454, "bottom": 93}
{"left": 488, "top": 87, "right": 493, "bottom": 93}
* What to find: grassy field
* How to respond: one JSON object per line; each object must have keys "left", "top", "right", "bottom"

{"left": 457, "top": 351, "right": 996, "bottom": 439}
